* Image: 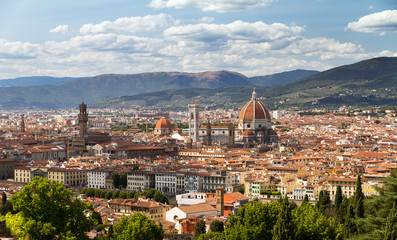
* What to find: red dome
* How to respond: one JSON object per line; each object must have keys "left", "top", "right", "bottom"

{"left": 155, "top": 118, "right": 172, "bottom": 129}
{"left": 239, "top": 100, "right": 271, "bottom": 121}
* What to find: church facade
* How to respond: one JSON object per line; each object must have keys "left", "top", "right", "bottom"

{"left": 192, "top": 89, "right": 278, "bottom": 146}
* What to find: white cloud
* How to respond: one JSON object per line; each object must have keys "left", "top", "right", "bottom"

{"left": 0, "top": 39, "right": 42, "bottom": 59}
{"left": 346, "top": 10, "right": 397, "bottom": 34}
{"left": 149, "top": 0, "right": 273, "bottom": 12}
{"left": 50, "top": 25, "right": 69, "bottom": 34}
{"left": 164, "top": 21, "right": 304, "bottom": 51}
{"left": 80, "top": 13, "right": 177, "bottom": 34}
{"left": 1, "top": 15, "right": 395, "bottom": 79}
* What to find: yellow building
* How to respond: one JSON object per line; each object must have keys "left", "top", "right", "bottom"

{"left": 14, "top": 166, "right": 86, "bottom": 186}
{"left": 327, "top": 177, "right": 356, "bottom": 201}
{"left": 14, "top": 167, "right": 31, "bottom": 183}
{"left": 108, "top": 197, "right": 172, "bottom": 221}
{"left": 362, "top": 182, "right": 380, "bottom": 197}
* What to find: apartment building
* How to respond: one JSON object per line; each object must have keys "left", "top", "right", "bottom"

{"left": 127, "top": 171, "right": 155, "bottom": 192}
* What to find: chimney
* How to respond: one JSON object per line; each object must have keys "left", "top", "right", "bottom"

{"left": 216, "top": 186, "right": 224, "bottom": 216}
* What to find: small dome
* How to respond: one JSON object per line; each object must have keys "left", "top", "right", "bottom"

{"left": 242, "top": 129, "right": 254, "bottom": 137}
{"left": 155, "top": 118, "right": 172, "bottom": 129}
{"left": 239, "top": 89, "right": 271, "bottom": 121}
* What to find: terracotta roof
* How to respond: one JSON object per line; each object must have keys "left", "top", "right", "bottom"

{"left": 178, "top": 203, "right": 217, "bottom": 214}
{"left": 226, "top": 192, "right": 249, "bottom": 201}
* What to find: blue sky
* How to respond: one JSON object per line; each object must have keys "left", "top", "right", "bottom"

{"left": 0, "top": 0, "right": 396, "bottom": 79}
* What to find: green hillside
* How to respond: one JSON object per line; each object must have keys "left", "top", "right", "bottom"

{"left": 249, "top": 69, "right": 319, "bottom": 86}
{"left": 93, "top": 57, "right": 397, "bottom": 109}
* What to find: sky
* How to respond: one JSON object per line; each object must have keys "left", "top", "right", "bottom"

{"left": 0, "top": 0, "right": 396, "bottom": 79}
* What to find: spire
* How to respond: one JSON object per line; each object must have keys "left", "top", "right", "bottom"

{"left": 251, "top": 87, "right": 257, "bottom": 101}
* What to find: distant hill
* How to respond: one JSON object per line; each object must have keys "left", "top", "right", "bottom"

{"left": 270, "top": 57, "right": 397, "bottom": 107}
{"left": 0, "top": 71, "right": 252, "bottom": 109}
{"left": 248, "top": 69, "right": 319, "bottom": 86}
{"left": 93, "top": 57, "right": 397, "bottom": 109}
{"left": 0, "top": 76, "right": 77, "bottom": 87}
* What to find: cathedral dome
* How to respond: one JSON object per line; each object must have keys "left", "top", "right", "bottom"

{"left": 155, "top": 118, "right": 172, "bottom": 129}
{"left": 239, "top": 89, "right": 271, "bottom": 121}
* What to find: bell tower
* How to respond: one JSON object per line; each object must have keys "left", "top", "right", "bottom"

{"left": 78, "top": 101, "right": 88, "bottom": 139}
{"left": 188, "top": 103, "right": 199, "bottom": 143}
{"left": 20, "top": 115, "right": 25, "bottom": 133}
{"left": 216, "top": 187, "right": 224, "bottom": 216}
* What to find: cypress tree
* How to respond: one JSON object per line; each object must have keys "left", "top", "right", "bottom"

{"left": 385, "top": 203, "right": 397, "bottom": 240}
{"left": 316, "top": 190, "right": 331, "bottom": 215}
{"left": 107, "top": 225, "right": 113, "bottom": 240}
{"left": 334, "top": 185, "right": 342, "bottom": 210}
{"left": 272, "top": 196, "right": 295, "bottom": 240}
{"left": 353, "top": 175, "right": 365, "bottom": 218}
{"left": 343, "top": 204, "right": 357, "bottom": 238}
{"left": 1, "top": 192, "right": 6, "bottom": 206}
{"left": 302, "top": 194, "right": 309, "bottom": 206}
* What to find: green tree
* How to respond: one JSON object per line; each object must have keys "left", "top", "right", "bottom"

{"left": 343, "top": 204, "right": 357, "bottom": 239}
{"left": 154, "top": 191, "right": 169, "bottom": 204}
{"left": 119, "top": 191, "right": 128, "bottom": 199}
{"left": 2, "top": 192, "right": 6, "bottom": 205}
{"left": 112, "top": 190, "right": 120, "bottom": 199}
{"left": 316, "top": 190, "right": 331, "bottom": 215}
{"left": 197, "top": 232, "right": 223, "bottom": 240}
{"left": 238, "top": 186, "right": 245, "bottom": 195}
{"left": 134, "top": 192, "right": 143, "bottom": 200}
{"left": 335, "top": 185, "right": 343, "bottom": 211}
{"left": 91, "top": 211, "right": 103, "bottom": 225}
{"left": 95, "top": 189, "right": 102, "bottom": 198}
{"left": 126, "top": 191, "right": 135, "bottom": 199}
{"left": 195, "top": 220, "right": 206, "bottom": 238}
{"left": 112, "top": 213, "right": 163, "bottom": 240}
{"left": 105, "top": 191, "right": 113, "bottom": 199}
{"left": 224, "top": 200, "right": 280, "bottom": 240}
{"left": 302, "top": 194, "right": 309, "bottom": 206}
{"left": 353, "top": 175, "right": 365, "bottom": 218}
{"left": 120, "top": 174, "right": 128, "bottom": 188}
{"left": 384, "top": 203, "right": 397, "bottom": 240}
{"left": 107, "top": 225, "right": 114, "bottom": 240}
{"left": 113, "top": 174, "right": 121, "bottom": 189}
{"left": 144, "top": 188, "right": 157, "bottom": 199}
{"left": 272, "top": 197, "right": 295, "bottom": 240}
{"left": 0, "top": 192, "right": 13, "bottom": 215}
{"left": 293, "top": 201, "right": 343, "bottom": 240}
{"left": 4, "top": 177, "right": 94, "bottom": 240}
{"left": 209, "top": 220, "right": 224, "bottom": 233}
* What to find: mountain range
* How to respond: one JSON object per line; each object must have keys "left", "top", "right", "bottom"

{"left": 0, "top": 57, "right": 396, "bottom": 109}
{"left": 0, "top": 70, "right": 315, "bottom": 109}
{"left": 92, "top": 57, "right": 397, "bottom": 110}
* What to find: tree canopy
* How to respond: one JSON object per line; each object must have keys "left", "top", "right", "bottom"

{"left": 111, "top": 213, "right": 163, "bottom": 240}
{"left": 3, "top": 177, "right": 95, "bottom": 240}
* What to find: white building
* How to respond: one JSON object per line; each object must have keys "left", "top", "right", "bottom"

{"left": 87, "top": 168, "right": 111, "bottom": 189}
{"left": 176, "top": 192, "right": 207, "bottom": 206}
{"left": 155, "top": 173, "right": 176, "bottom": 195}
{"left": 166, "top": 203, "right": 219, "bottom": 233}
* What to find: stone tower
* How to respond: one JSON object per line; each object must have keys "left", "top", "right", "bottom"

{"left": 78, "top": 101, "right": 88, "bottom": 138}
{"left": 20, "top": 115, "right": 25, "bottom": 133}
{"left": 188, "top": 103, "right": 199, "bottom": 143}
{"left": 228, "top": 125, "right": 235, "bottom": 145}
{"left": 206, "top": 118, "right": 212, "bottom": 146}
{"left": 216, "top": 186, "right": 224, "bottom": 216}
